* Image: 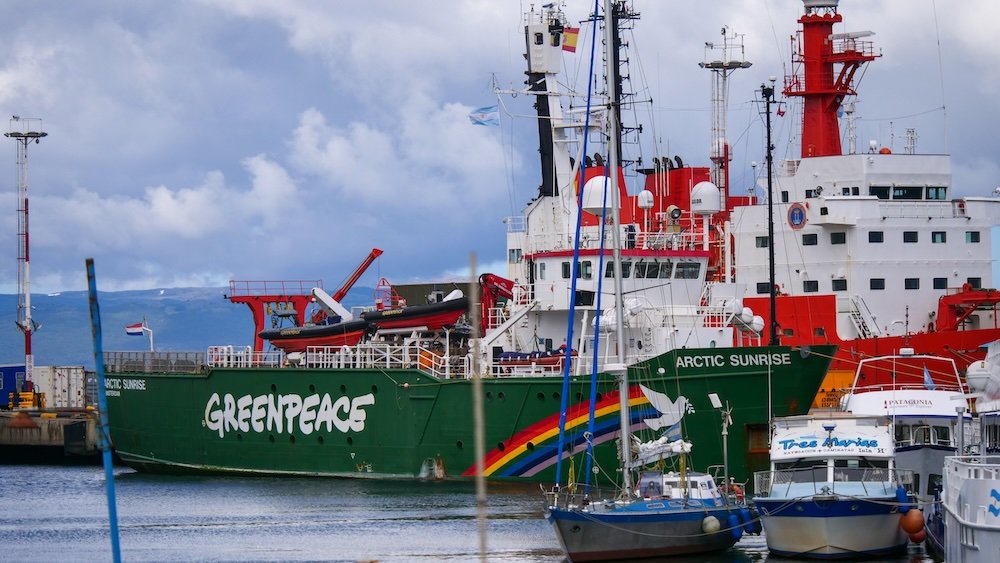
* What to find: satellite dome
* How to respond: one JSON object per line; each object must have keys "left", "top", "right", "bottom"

{"left": 690, "top": 181, "right": 722, "bottom": 215}
{"left": 581, "top": 176, "right": 613, "bottom": 216}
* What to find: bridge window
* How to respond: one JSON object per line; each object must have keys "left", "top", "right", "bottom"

{"left": 926, "top": 186, "right": 947, "bottom": 200}
{"left": 605, "top": 261, "right": 632, "bottom": 278}
{"left": 675, "top": 262, "right": 701, "bottom": 279}
{"left": 892, "top": 186, "right": 923, "bottom": 200}
{"left": 658, "top": 261, "right": 673, "bottom": 279}
{"left": 870, "top": 186, "right": 890, "bottom": 199}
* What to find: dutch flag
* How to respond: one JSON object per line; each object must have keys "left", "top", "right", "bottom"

{"left": 125, "top": 322, "right": 145, "bottom": 336}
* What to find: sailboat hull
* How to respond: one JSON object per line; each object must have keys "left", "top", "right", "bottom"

{"left": 547, "top": 505, "right": 737, "bottom": 561}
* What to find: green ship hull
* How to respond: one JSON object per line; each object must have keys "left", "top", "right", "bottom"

{"left": 104, "top": 345, "right": 834, "bottom": 488}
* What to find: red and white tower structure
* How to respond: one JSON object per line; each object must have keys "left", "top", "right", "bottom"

{"left": 5, "top": 117, "right": 47, "bottom": 391}
{"left": 783, "top": 0, "right": 877, "bottom": 158}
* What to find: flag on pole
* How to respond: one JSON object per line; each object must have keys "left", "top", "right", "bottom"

{"left": 125, "top": 322, "right": 145, "bottom": 336}
{"left": 468, "top": 105, "right": 500, "bottom": 126}
{"left": 562, "top": 27, "right": 580, "bottom": 53}
{"left": 923, "top": 365, "right": 936, "bottom": 390}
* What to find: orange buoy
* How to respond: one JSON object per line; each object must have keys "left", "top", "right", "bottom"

{"left": 909, "top": 528, "right": 926, "bottom": 543}
{"left": 900, "top": 508, "right": 924, "bottom": 534}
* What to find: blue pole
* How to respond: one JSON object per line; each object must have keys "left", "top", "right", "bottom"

{"left": 86, "top": 258, "right": 122, "bottom": 563}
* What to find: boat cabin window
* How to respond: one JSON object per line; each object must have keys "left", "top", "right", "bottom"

{"left": 508, "top": 248, "right": 522, "bottom": 263}
{"left": 869, "top": 231, "right": 884, "bottom": 243}
{"left": 912, "top": 425, "right": 932, "bottom": 445}
{"left": 870, "top": 186, "right": 890, "bottom": 199}
{"left": 933, "top": 277, "right": 948, "bottom": 290}
{"left": 781, "top": 191, "right": 789, "bottom": 203}
{"left": 561, "top": 261, "right": 592, "bottom": 279}
{"left": 832, "top": 279, "right": 847, "bottom": 292}
{"left": 659, "top": 261, "right": 674, "bottom": 279}
{"left": 934, "top": 425, "right": 951, "bottom": 446}
{"left": 802, "top": 233, "right": 818, "bottom": 246}
{"left": 903, "top": 231, "right": 918, "bottom": 243}
{"left": 830, "top": 232, "right": 846, "bottom": 245}
{"left": 927, "top": 473, "right": 942, "bottom": 496}
{"left": 756, "top": 282, "right": 770, "bottom": 295}
{"left": 892, "top": 186, "right": 923, "bottom": 200}
{"left": 534, "top": 32, "right": 544, "bottom": 46}
{"left": 803, "top": 280, "right": 819, "bottom": 293}
{"left": 774, "top": 461, "right": 826, "bottom": 483}
{"left": 755, "top": 236, "right": 769, "bottom": 248}
{"left": 536, "top": 262, "right": 546, "bottom": 280}
{"left": 968, "top": 277, "right": 982, "bottom": 289}
{"left": 966, "top": 231, "right": 981, "bottom": 243}
{"left": 895, "top": 424, "right": 912, "bottom": 447}
{"left": 674, "top": 262, "right": 700, "bottom": 279}
{"left": 833, "top": 458, "right": 890, "bottom": 482}
{"left": 605, "top": 261, "right": 632, "bottom": 278}
{"left": 926, "top": 186, "right": 947, "bottom": 200}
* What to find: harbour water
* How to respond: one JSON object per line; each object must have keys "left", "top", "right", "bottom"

{"left": 1, "top": 463, "right": 936, "bottom": 562}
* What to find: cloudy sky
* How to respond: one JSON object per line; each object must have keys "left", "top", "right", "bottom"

{"left": 0, "top": 0, "right": 996, "bottom": 295}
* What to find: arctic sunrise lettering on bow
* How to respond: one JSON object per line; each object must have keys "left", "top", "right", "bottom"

{"left": 674, "top": 352, "right": 792, "bottom": 369}
{"left": 203, "top": 392, "right": 376, "bottom": 438}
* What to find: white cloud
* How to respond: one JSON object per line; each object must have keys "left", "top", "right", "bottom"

{"left": 0, "top": 0, "right": 994, "bottom": 296}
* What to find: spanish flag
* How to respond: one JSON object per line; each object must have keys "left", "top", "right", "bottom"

{"left": 562, "top": 27, "right": 579, "bottom": 53}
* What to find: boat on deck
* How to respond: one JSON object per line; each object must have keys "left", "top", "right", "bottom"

{"left": 752, "top": 413, "right": 914, "bottom": 558}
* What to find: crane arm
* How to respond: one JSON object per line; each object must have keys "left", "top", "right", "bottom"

{"left": 332, "top": 248, "right": 383, "bottom": 302}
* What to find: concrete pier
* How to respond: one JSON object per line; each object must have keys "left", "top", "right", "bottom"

{"left": 0, "top": 409, "right": 100, "bottom": 457}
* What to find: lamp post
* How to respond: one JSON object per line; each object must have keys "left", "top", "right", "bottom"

{"left": 5, "top": 117, "right": 47, "bottom": 392}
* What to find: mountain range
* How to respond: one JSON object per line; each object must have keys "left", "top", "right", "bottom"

{"left": 0, "top": 287, "right": 373, "bottom": 370}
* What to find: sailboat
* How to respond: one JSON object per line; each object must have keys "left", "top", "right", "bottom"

{"left": 544, "top": 2, "right": 746, "bottom": 560}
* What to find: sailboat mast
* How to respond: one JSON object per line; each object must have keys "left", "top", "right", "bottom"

{"left": 602, "top": 0, "right": 633, "bottom": 495}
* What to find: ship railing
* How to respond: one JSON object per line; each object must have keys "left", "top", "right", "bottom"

{"left": 942, "top": 456, "right": 1000, "bottom": 522}
{"left": 877, "top": 200, "right": 956, "bottom": 220}
{"left": 206, "top": 346, "right": 284, "bottom": 368}
{"left": 227, "top": 279, "right": 322, "bottom": 297}
{"left": 304, "top": 343, "right": 460, "bottom": 379}
{"left": 103, "top": 350, "right": 207, "bottom": 374}
{"left": 754, "top": 467, "right": 914, "bottom": 499}
{"left": 544, "top": 486, "right": 623, "bottom": 510}
{"left": 850, "top": 383, "right": 964, "bottom": 393}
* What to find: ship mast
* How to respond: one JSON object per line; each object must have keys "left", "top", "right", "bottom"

{"left": 600, "top": 0, "right": 633, "bottom": 497}
{"left": 699, "top": 27, "right": 751, "bottom": 214}
{"left": 783, "top": 0, "right": 877, "bottom": 158}
{"left": 5, "top": 117, "right": 47, "bottom": 392}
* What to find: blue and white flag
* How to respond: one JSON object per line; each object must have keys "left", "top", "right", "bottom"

{"left": 923, "top": 365, "right": 936, "bottom": 390}
{"left": 125, "top": 322, "right": 145, "bottom": 336}
{"left": 468, "top": 105, "right": 500, "bottom": 126}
